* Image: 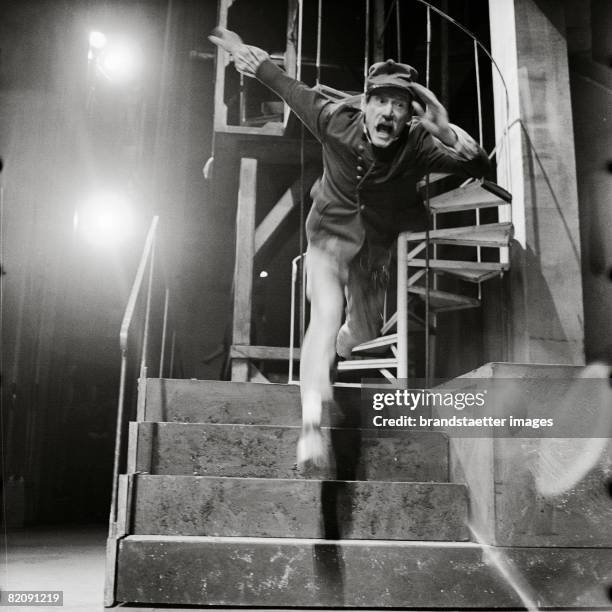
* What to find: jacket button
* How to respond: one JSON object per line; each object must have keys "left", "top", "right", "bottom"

{"left": 357, "top": 156, "right": 363, "bottom": 162}
{"left": 356, "top": 175, "right": 363, "bottom": 181}
{"left": 358, "top": 144, "right": 365, "bottom": 152}
{"left": 356, "top": 165, "right": 364, "bottom": 173}
{"left": 360, "top": 204, "right": 366, "bottom": 211}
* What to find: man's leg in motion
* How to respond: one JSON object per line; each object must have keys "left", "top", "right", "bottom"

{"left": 298, "top": 246, "right": 346, "bottom": 466}
{"left": 336, "top": 260, "right": 386, "bottom": 359}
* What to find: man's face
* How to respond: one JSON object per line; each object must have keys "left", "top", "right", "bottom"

{"left": 364, "top": 88, "right": 412, "bottom": 147}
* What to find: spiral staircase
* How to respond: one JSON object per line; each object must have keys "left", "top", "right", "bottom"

{"left": 338, "top": 176, "right": 513, "bottom": 382}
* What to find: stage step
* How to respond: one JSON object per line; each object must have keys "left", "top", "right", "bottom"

{"left": 428, "top": 180, "right": 511, "bottom": 213}
{"left": 336, "top": 357, "right": 398, "bottom": 372}
{"left": 115, "top": 535, "right": 612, "bottom": 608}
{"left": 143, "top": 379, "right": 302, "bottom": 424}
{"left": 111, "top": 378, "right": 612, "bottom": 610}
{"left": 405, "top": 222, "right": 513, "bottom": 247}
{"left": 407, "top": 286, "right": 481, "bottom": 311}
{"left": 408, "top": 259, "right": 509, "bottom": 283}
{"left": 417, "top": 171, "right": 453, "bottom": 188}
{"left": 351, "top": 333, "right": 397, "bottom": 354}
{"left": 142, "top": 379, "right": 373, "bottom": 427}
{"left": 130, "top": 475, "right": 469, "bottom": 540}
{"left": 381, "top": 312, "right": 398, "bottom": 334}
{"left": 380, "top": 310, "right": 429, "bottom": 334}
{"left": 132, "top": 422, "right": 450, "bottom": 482}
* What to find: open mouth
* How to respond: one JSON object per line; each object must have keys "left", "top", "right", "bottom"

{"left": 375, "top": 123, "right": 394, "bottom": 138}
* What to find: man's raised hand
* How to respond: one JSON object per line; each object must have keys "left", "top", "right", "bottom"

{"left": 208, "top": 26, "right": 269, "bottom": 78}
{"left": 208, "top": 26, "right": 243, "bottom": 54}
{"left": 408, "top": 82, "right": 457, "bottom": 147}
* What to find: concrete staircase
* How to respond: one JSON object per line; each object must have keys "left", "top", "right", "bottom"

{"left": 107, "top": 377, "right": 612, "bottom": 609}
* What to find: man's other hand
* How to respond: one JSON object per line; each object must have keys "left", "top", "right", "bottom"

{"left": 408, "top": 82, "right": 458, "bottom": 147}
{"left": 209, "top": 26, "right": 269, "bottom": 78}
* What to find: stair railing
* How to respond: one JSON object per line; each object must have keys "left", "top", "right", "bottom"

{"left": 288, "top": 253, "right": 304, "bottom": 385}
{"left": 109, "top": 215, "right": 173, "bottom": 524}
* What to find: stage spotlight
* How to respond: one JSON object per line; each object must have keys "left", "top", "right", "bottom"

{"left": 76, "top": 192, "right": 134, "bottom": 247}
{"left": 259, "top": 271, "right": 269, "bottom": 278}
{"left": 89, "top": 31, "right": 107, "bottom": 50}
{"left": 100, "top": 43, "right": 142, "bottom": 83}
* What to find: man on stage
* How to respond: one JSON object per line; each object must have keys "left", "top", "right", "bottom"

{"left": 210, "top": 28, "right": 490, "bottom": 466}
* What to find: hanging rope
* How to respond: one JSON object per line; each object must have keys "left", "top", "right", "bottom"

{"left": 298, "top": 0, "right": 306, "bottom": 343}
{"left": 424, "top": 5, "right": 432, "bottom": 387}
{"left": 425, "top": 6, "right": 431, "bottom": 87}
{"left": 396, "top": 0, "right": 402, "bottom": 61}
{"left": 474, "top": 40, "right": 483, "bottom": 147}
{"left": 297, "top": 0, "right": 304, "bottom": 81}
{"left": 316, "top": 0, "right": 322, "bottom": 86}
{"left": 299, "top": 124, "right": 306, "bottom": 343}
{"left": 363, "top": 0, "right": 370, "bottom": 92}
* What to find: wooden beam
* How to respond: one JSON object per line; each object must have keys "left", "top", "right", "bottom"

{"left": 213, "top": 1, "right": 230, "bottom": 132}
{"left": 373, "top": 0, "right": 385, "bottom": 62}
{"left": 231, "top": 345, "right": 301, "bottom": 361}
{"left": 249, "top": 363, "right": 271, "bottom": 384}
{"left": 231, "top": 158, "right": 257, "bottom": 381}
{"left": 215, "top": 124, "right": 285, "bottom": 137}
{"left": 286, "top": 0, "right": 299, "bottom": 79}
{"left": 214, "top": 132, "right": 322, "bottom": 165}
{"left": 255, "top": 187, "right": 295, "bottom": 254}
{"left": 255, "top": 169, "right": 318, "bottom": 254}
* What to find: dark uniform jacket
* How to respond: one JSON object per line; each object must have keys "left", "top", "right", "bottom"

{"left": 256, "top": 59, "right": 490, "bottom": 269}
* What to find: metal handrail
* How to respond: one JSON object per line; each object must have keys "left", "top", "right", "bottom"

{"left": 288, "top": 252, "right": 305, "bottom": 385}
{"left": 109, "top": 215, "right": 160, "bottom": 524}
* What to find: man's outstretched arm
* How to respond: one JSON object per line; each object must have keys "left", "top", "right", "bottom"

{"left": 209, "top": 27, "right": 334, "bottom": 141}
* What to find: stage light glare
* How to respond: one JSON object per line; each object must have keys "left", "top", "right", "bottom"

{"left": 78, "top": 192, "right": 134, "bottom": 248}
{"left": 259, "top": 271, "right": 269, "bottom": 278}
{"left": 89, "top": 31, "right": 107, "bottom": 49}
{"left": 101, "top": 44, "right": 141, "bottom": 83}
